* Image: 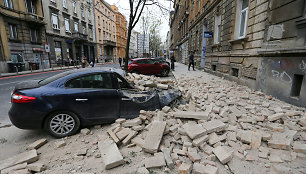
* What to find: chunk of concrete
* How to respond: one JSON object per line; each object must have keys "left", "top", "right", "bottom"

{"left": 293, "top": 142, "right": 306, "bottom": 153}
{"left": 157, "top": 84, "right": 168, "bottom": 90}
{"left": 54, "top": 140, "right": 66, "bottom": 148}
{"left": 0, "top": 150, "right": 38, "bottom": 171}
{"left": 192, "top": 163, "right": 205, "bottom": 174}
{"left": 202, "top": 120, "right": 227, "bottom": 134}
{"left": 172, "top": 111, "right": 209, "bottom": 120}
{"left": 143, "top": 121, "right": 166, "bottom": 153}
{"left": 27, "top": 139, "right": 48, "bottom": 150}
{"left": 251, "top": 131, "right": 262, "bottom": 149}
{"left": 122, "top": 118, "right": 142, "bottom": 127}
{"left": 131, "top": 137, "right": 144, "bottom": 148}
{"left": 80, "top": 128, "right": 90, "bottom": 135}
{"left": 107, "top": 129, "right": 120, "bottom": 144}
{"left": 268, "top": 130, "right": 297, "bottom": 150}
{"left": 208, "top": 133, "right": 227, "bottom": 145}
{"left": 27, "top": 163, "right": 46, "bottom": 172}
{"left": 193, "top": 135, "right": 209, "bottom": 146}
{"left": 116, "top": 128, "right": 131, "bottom": 141}
{"left": 212, "top": 146, "right": 232, "bottom": 164}
{"left": 144, "top": 152, "right": 166, "bottom": 169}
{"left": 98, "top": 140, "right": 125, "bottom": 169}
{"left": 183, "top": 123, "right": 207, "bottom": 139}
{"left": 136, "top": 167, "right": 150, "bottom": 174}
{"left": 178, "top": 163, "right": 192, "bottom": 174}
{"left": 268, "top": 113, "right": 285, "bottom": 122}
{"left": 122, "top": 131, "right": 137, "bottom": 145}
{"left": 161, "top": 148, "right": 174, "bottom": 169}
{"left": 1, "top": 163, "right": 27, "bottom": 174}
{"left": 203, "top": 164, "right": 218, "bottom": 174}
{"left": 9, "top": 169, "right": 30, "bottom": 174}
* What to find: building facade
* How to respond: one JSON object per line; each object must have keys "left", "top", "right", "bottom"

{"left": 129, "top": 30, "right": 138, "bottom": 58}
{"left": 137, "top": 34, "right": 150, "bottom": 57}
{"left": 95, "top": 0, "right": 116, "bottom": 62}
{"left": 0, "top": 0, "right": 46, "bottom": 73}
{"left": 111, "top": 5, "right": 127, "bottom": 60}
{"left": 171, "top": 0, "right": 306, "bottom": 107}
{"left": 42, "top": 0, "right": 97, "bottom": 67}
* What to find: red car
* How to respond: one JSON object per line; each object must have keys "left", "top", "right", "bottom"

{"left": 124, "top": 58, "right": 170, "bottom": 77}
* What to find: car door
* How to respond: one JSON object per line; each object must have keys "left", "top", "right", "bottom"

{"left": 66, "top": 73, "right": 120, "bottom": 123}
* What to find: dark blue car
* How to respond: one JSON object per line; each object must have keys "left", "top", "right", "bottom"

{"left": 9, "top": 68, "right": 181, "bottom": 138}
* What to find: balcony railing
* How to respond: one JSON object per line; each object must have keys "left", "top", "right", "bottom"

{"left": 103, "top": 39, "right": 116, "bottom": 47}
{"left": 25, "top": 13, "right": 45, "bottom": 24}
{"left": 73, "top": 32, "right": 87, "bottom": 41}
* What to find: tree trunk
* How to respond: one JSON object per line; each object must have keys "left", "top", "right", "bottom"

{"left": 124, "top": 22, "right": 133, "bottom": 72}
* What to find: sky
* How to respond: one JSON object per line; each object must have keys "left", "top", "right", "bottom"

{"left": 105, "top": 0, "right": 173, "bottom": 42}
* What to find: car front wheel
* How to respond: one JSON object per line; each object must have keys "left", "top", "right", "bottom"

{"left": 160, "top": 68, "right": 169, "bottom": 77}
{"left": 44, "top": 111, "right": 80, "bottom": 138}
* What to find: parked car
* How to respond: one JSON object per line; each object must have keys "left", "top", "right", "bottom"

{"left": 8, "top": 68, "right": 181, "bottom": 138}
{"left": 153, "top": 57, "right": 170, "bottom": 66}
{"left": 125, "top": 58, "right": 170, "bottom": 77}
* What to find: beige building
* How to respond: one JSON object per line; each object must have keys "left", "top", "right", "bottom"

{"left": 42, "top": 0, "right": 97, "bottom": 66}
{"left": 95, "top": 0, "right": 116, "bottom": 62}
{"left": 0, "top": 0, "right": 46, "bottom": 72}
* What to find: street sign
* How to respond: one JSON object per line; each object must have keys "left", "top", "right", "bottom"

{"left": 45, "top": 44, "right": 50, "bottom": 53}
{"left": 204, "top": 32, "right": 213, "bottom": 38}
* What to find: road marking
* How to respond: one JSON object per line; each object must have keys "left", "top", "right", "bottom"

{"left": 0, "top": 69, "right": 66, "bottom": 80}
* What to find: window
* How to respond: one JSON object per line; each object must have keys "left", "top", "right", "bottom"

{"left": 74, "top": 22, "right": 78, "bottom": 32}
{"left": 98, "top": 16, "right": 100, "bottom": 25}
{"left": 103, "top": 20, "right": 105, "bottom": 28}
{"left": 63, "top": 0, "right": 66, "bottom": 8}
{"left": 82, "top": 25, "right": 86, "bottom": 34}
{"left": 99, "top": 29, "right": 101, "bottom": 40}
{"left": 88, "top": 10, "right": 91, "bottom": 21}
{"left": 4, "top": 0, "right": 13, "bottom": 9}
{"left": 26, "top": 0, "right": 36, "bottom": 14}
{"left": 238, "top": 0, "right": 248, "bottom": 38}
{"left": 11, "top": 53, "right": 23, "bottom": 63}
{"left": 51, "top": 13, "right": 59, "bottom": 29}
{"left": 232, "top": 68, "right": 239, "bottom": 77}
{"left": 50, "top": 0, "right": 55, "bottom": 2}
{"left": 9, "top": 24, "right": 18, "bottom": 39}
{"left": 65, "top": 18, "right": 70, "bottom": 32}
{"left": 291, "top": 74, "right": 304, "bottom": 97}
{"left": 66, "top": 73, "right": 113, "bottom": 89}
{"left": 81, "top": 6, "right": 84, "bottom": 17}
{"left": 103, "top": 31, "right": 105, "bottom": 40}
{"left": 30, "top": 29, "right": 39, "bottom": 42}
{"left": 214, "top": 14, "right": 221, "bottom": 44}
{"left": 73, "top": 1, "right": 76, "bottom": 13}
{"left": 89, "top": 27, "right": 93, "bottom": 38}
{"left": 99, "top": 46, "right": 102, "bottom": 55}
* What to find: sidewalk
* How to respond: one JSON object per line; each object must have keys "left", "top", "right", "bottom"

{"left": 171, "top": 62, "right": 214, "bottom": 81}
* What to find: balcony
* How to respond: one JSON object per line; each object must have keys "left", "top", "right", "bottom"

{"left": 25, "top": 13, "right": 45, "bottom": 25}
{"left": 103, "top": 40, "right": 116, "bottom": 47}
{"left": 73, "top": 32, "right": 88, "bottom": 41}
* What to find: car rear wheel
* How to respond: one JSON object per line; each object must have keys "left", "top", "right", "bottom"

{"left": 44, "top": 111, "right": 80, "bottom": 138}
{"left": 160, "top": 68, "right": 169, "bottom": 77}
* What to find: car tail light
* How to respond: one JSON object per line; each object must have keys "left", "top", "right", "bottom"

{"left": 11, "top": 93, "right": 36, "bottom": 103}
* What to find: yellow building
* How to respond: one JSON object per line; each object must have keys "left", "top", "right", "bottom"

{"left": 95, "top": 0, "right": 116, "bottom": 62}
{"left": 111, "top": 5, "right": 127, "bottom": 60}
{"left": 0, "top": 0, "right": 46, "bottom": 72}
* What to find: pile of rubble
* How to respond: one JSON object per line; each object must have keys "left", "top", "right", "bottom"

{"left": 0, "top": 74, "right": 305, "bottom": 174}
{"left": 126, "top": 73, "right": 175, "bottom": 90}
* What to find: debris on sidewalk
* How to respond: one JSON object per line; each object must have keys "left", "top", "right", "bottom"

{"left": 1, "top": 73, "right": 305, "bottom": 174}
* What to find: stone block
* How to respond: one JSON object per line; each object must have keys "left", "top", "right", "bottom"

{"left": 76, "top": 148, "right": 88, "bottom": 156}
{"left": 293, "top": 142, "right": 306, "bottom": 154}
{"left": 162, "top": 106, "right": 171, "bottom": 113}
{"left": 143, "top": 121, "right": 166, "bottom": 153}
{"left": 208, "top": 133, "right": 227, "bottom": 145}
{"left": 268, "top": 130, "right": 297, "bottom": 150}
{"left": 1, "top": 163, "right": 27, "bottom": 174}
{"left": 178, "top": 163, "right": 192, "bottom": 174}
{"left": 0, "top": 150, "right": 38, "bottom": 171}
{"left": 115, "top": 118, "right": 126, "bottom": 124}
{"left": 27, "top": 139, "right": 48, "bottom": 150}
{"left": 202, "top": 120, "right": 227, "bottom": 134}
{"left": 172, "top": 111, "right": 209, "bottom": 120}
{"left": 136, "top": 167, "right": 149, "bottom": 174}
{"left": 229, "top": 106, "right": 242, "bottom": 117}
{"left": 251, "top": 131, "right": 262, "bottom": 149}
{"left": 183, "top": 123, "right": 207, "bottom": 139}
{"left": 107, "top": 129, "right": 120, "bottom": 144}
{"left": 239, "top": 130, "right": 252, "bottom": 144}
{"left": 98, "top": 140, "right": 125, "bottom": 169}
{"left": 116, "top": 128, "right": 131, "bottom": 141}
{"left": 161, "top": 148, "right": 174, "bottom": 169}
{"left": 122, "top": 118, "right": 142, "bottom": 127}
{"left": 157, "top": 84, "right": 169, "bottom": 89}
{"left": 192, "top": 163, "right": 205, "bottom": 174}
{"left": 54, "top": 140, "right": 66, "bottom": 148}
{"left": 27, "top": 163, "right": 46, "bottom": 172}
{"left": 268, "top": 113, "right": 285, "bottom": 122}
{"left": 122, "top": 131, "right": 137, "bottom": 145}
{"left": 131, "top": 137, "right": 144, "bottom": 147}
{"left": 187, "top": 151, "right": 201, "bottom": 162}
{"left": 193, "top": 135, "right": 209, "bottom": 146}
{"left": 200, "top": 144, "right": 213, "bottom": 155}
{"left": 203, "top": 164, "right": 218, "bottom": 174}
{"left": 80, "top": 128, "right": 90, "bottom": 135}
{"left": 144, "top": 152, "right": 166, "bottom": 169}
{"left": 212, "top": 146, "right": 232, "bottom": 164}
{"left": 9, "top": 169, "right": 30, "bottom": 174}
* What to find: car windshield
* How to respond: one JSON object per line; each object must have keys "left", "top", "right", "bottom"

{"left": 39, "top": 71, "right": 72, "bottom": 85}
{"left": 128, "top": 60, "right": 133, "bottom": 64}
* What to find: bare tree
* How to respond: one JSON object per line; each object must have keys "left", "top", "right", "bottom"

{"left": 123, "top": 0, "right": 169, "bottom": 71}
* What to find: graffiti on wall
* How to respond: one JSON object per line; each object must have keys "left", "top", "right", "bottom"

{"left": 271, "top": 59, "right": 295, "bottom": 70}
{"left": 271, "top": 70, "right": 292, "bottom": 83}
{"left": 300, "top": 60, "right": 306, "bottom": 74}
